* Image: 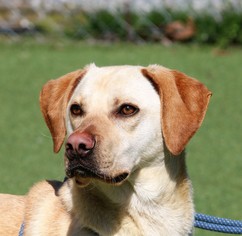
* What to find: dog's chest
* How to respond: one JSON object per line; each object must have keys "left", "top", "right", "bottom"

{"left": 65, "top": 175, "right": 193, "bottom": 235}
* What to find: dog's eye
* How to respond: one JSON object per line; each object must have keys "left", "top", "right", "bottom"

{"left": 118, "top": 104, "right": 139, "bottom": 117}
{"left": 70, "top": 104, "right": 83, "bottom": 116}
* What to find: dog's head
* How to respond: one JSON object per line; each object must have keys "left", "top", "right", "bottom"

{"left": 40, "top": 64, "right": 211, "bottom": 186}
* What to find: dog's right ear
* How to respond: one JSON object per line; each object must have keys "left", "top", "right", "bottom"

{"left": 40, "top": 70, "right": 85, "bottom": 153}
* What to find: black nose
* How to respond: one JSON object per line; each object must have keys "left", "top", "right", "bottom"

{"left": 65, "top": 132, "right": 96, "bottom": 159}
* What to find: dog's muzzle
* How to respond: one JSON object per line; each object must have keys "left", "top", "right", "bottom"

{"left": 65, "top": 131, "right": 129, "bottom": 185}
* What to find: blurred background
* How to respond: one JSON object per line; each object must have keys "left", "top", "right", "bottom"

{"left": 1, "top": 0, "right": 242, "bottom": 47}
{"left": 0, "top": 1, "right": 242, "bottom": 235}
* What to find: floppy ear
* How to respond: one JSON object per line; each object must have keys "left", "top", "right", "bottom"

{"left": 40, "top": 70, "right": 85, "bottom": 153}
{"left": 142, "top": 65, "right": 212, "bottom": 156}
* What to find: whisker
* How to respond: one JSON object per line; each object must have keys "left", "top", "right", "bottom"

{"left": 40, "top": 132, "right": 52, "bottom": 139}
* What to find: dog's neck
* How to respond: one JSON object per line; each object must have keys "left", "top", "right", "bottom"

{"left": 129, "top": 152, "right": 194, "bottom": 235}
{"left": 62, "top": 151, "right": 194, "bottom": 235}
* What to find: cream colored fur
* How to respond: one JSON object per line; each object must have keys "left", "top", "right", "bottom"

{"left": 0, "top": 64, "right": 211, "bottom": 236}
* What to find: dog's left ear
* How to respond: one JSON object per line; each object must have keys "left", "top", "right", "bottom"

{"left": 142, "top": 65, "right": 212, "bottom": 156}
{"left": 40, "top": 70, "right": 85, "bottom": 153}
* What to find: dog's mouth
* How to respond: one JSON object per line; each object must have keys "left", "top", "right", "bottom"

{"left": 66, "top": 164, "right": 129, "bottom": 185}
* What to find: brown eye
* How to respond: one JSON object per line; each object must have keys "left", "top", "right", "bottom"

{"left": 70, "top": 104, "right": 83, "bottom": 116}
{"left": 118, "top": 104, "right": 139, "bottom": 117}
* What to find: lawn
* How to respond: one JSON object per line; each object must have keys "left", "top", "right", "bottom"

{"left": 0, "top": 39, "right": 242, "bottom": 235}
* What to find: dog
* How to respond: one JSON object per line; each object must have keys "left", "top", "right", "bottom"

{"left": 0, "top": 64, "right": 211, "bottom": 235}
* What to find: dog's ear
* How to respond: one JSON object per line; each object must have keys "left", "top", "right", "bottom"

{"left": 40, "top": 70, "right": 85, "bottom": 153}
{"left": 142, "top": 65, "right": 212, "bottom": 156}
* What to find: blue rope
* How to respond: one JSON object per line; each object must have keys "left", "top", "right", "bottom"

{"left": 18, "top": 222, "right": 24, "bottom": 236}
{"left": 195, "top": 213, "right": 242, "bottom": 234}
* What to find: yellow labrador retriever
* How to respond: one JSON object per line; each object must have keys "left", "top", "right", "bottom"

{"left": 0, "top": 64, "right": 211, "bottom": 235}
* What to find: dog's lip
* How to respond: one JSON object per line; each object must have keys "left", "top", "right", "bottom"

{"left": 66, "top": 164, "right": 129, "bottom": 185}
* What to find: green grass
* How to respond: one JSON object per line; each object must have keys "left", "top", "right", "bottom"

{"left": 0, "top": 39, "right": 242, "bottom": 236}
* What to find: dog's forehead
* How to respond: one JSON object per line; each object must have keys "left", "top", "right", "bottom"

{"left": 82, "top": 65, "right": 145, "bottom": 89}
{"left": 71, "top": 65, "right": 159, "bottom": 105}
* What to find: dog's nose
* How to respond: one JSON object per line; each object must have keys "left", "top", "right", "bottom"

{"left": 65, "top": 132, "right": 96, "bottom": 159}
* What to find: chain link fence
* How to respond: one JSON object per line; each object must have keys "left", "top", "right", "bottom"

{"left": 0, "top": 0, "right": 242, "bottom": 46}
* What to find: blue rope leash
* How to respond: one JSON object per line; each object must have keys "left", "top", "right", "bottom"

{"left": 19, "top": 222, "right": 24, "bottom": 236}
{"left": 195, "top": 213, "right": 242, "bottom": 234}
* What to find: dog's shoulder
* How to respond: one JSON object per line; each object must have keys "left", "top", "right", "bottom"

{"left": 26, "top": 180, "right": 63, "bottom": 201}
{"left": 24, "top": 180, "right": 72, "bottom": 235}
